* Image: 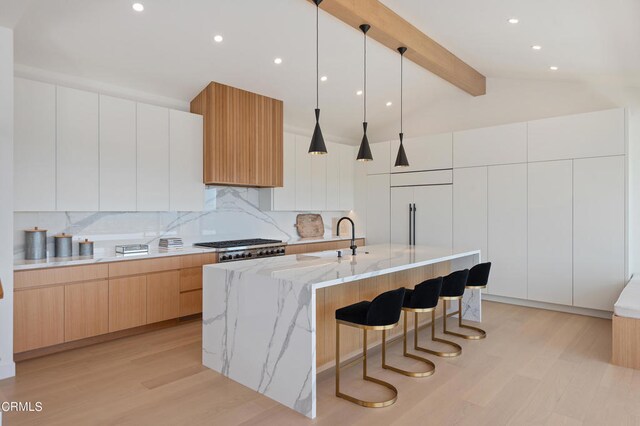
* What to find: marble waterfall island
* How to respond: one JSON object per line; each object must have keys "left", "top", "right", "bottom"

{"left": 202, "top": 244, "right": 481, "bottom": 418}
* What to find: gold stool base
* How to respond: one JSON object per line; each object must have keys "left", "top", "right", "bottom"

{"left": 336, "top": 322, "right": 398, "bottom": 408}
{"left": 443, "top": 298, "right": 487, "bottom": 340}
{"left": 414, "top": 309, "right": 462, "bottom": 358}
{"left": 381, "top": 312, "right": 436, "bottom": 378}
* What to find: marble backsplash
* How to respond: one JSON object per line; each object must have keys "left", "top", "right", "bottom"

{"left": 14, "top": 187, "right": 356, "bottom": 260}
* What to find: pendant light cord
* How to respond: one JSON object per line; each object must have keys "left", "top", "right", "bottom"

{"left": 400, "top": 51, "right": 403, "bottom": 135}
{"left": 363, "top": 30, "right": 367, "bottom": 122}
{"left": 316, "top": 3, "right": 319, "bottom": 109}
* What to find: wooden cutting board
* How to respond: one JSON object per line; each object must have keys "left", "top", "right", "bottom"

{"left": 295, "top": 214, "right": 325, "bottom": 238}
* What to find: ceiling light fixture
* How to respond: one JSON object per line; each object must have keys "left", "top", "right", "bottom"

{"left": 274, "top": 57, "right": 283, "bottom": 65}
{"left": 508, "top": 18, "right": 519, "bottom": 24}
{"left": 394, "top": 47, "right": 409, "bottom": 168}
{"left": 531, "top": 45, "right": 542, "bottom": 50}
{"left": 132, "top": 3, "right": 144, "bottom": 12}
{"left": 386, "top": 101, "right": 393, "bottom": 107}
{"left": 320, "top": 75, "right": 328, "bottom": 82}
{"left": 213, "top": 35, "right": 223, "bottom": 43}
{"left": 356, "top": 24, "right": 373, "bottom": 162}
{"left": 308, "top": 0, "right": 327, "bottom": 155}
{"left": 356, "top": 90, "right": 363, "bottom": 96}
{"left": 549, "top": 66, "right": 558, "bottom": 71}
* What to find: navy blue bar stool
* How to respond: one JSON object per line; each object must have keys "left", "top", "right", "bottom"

{"left": 445, "top": 262, "right": 491, "bottom": 340}
{"left": 335, "top": 287, "right": 405, "bottom": 408}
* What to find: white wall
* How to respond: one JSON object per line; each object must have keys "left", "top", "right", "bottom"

{"left": 628, "top": 110, "right": 640, "bottom": 278}
{"left": 0, "top": 26, "right": 15, "bottom": 379}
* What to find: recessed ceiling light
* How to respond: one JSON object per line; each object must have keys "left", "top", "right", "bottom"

{"left": 386, "top": 101, "right": 393, "bottom": 107}
{"left": 132, "top": 3, "right": 144, "bottom": 12}
{"left": 508, "top": 18, "right": 519, "bottom": 24}
{"left": 213, "top": 35, "right": 223, "bottom": 43}
{"left": 549, "top": 66, "right": 559, "bottom": 71}
{"left": 356, "top": 90, "right": 363, "bottom": 96}
{"left": 274, "top": 57, "right": 283, "bottom": 65}
{"left": 320, "top": 76, "right": 328, "bottom": 82}
{"left": 531, "top": 45, "right": 542, "bottom": 50}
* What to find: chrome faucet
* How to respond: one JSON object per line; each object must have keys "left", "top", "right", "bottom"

{"left": 337, "top": 217, "right": 357, "bottom": 256}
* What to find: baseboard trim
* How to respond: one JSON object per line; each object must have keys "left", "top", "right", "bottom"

{"left": 483, "top": 295, "right": 613, "bottom": 319}
{"left": 0, "top": 362, "right": 16, "bottom": 380}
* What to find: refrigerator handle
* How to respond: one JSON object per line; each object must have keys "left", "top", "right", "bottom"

{"left": 413, "top": 203, "right": 417, "bottom": 245}
{"left": 409, "top": 203, "right": 413, "bottom": 245}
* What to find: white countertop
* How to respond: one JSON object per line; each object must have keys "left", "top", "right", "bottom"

{"left": 13, "top": 235, "right": 364, "bottom": 271}
{"left": 206, "top": 244, "right": 481, "bottom": 289}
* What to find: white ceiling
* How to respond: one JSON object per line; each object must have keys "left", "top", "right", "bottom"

{"left": 3, "top": 0, "right": 640, "bottom": 142}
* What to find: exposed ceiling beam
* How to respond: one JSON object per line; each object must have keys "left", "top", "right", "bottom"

{"left": 311, "top": 0, "right": 486, "bottom": 96}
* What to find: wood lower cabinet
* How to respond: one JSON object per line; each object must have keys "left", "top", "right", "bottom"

{"left": 180, "top": 290, "right": 203, "bottom": 317}
{"left": 147, "top": 271, "right": 180, "bottom": 323}
{"left": 14, "top": 286, "right": 64, "bottom": 352}
{"left": 64, "top": 280, "right": 109, "bottom": 342}
{"left": 109, "top": 276, "right": 147, "bottom": 332}
{"left": 179, "top": 267, "right": 202, "bottom": 292}
{"left": 285, "top": 239, "right": 365, "bottom": 256}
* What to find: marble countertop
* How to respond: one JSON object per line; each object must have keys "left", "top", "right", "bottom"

{"left": 205, "top": 244, "right": 481, "bottom": 290}
{"left": 13, "top": 235, "right": 365, "bottom": 271}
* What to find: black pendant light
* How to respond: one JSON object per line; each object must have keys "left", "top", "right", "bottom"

{"left": 394, "top": 47, "right": 410, "bottom": 168}
{"left": 308, "top": 0, "right": 327, "bottom": 155}
{"left": 356, "top": 24, "right": 373, "bottom": 162}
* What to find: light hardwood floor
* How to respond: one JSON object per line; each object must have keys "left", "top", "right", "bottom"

{"left": 1, "top": 301, "right": 639, "bottom": 426}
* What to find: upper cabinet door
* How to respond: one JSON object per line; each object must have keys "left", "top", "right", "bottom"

{"left": 294, "top": 134, "right": 312, "bottom": 211}
{"left": 56, "top": 87, "right": 99, "bottom": 211}
{"left": 325, "top": 142, "right": 340, "bottom": 211}
{"left": 414, "top": 185, "right": 453, "bottom": 249}
{"left": 311, "top": 150, "right": 327, "bottom": 211}
{"left": 528, "top": 109, "right": 625, "bottom": 162}
{"left": 390, "top": 133, "right": 453, "bottom": 173}
{"left": 137, "top": 103, "right": 169, "bottom": 211}
{"left": 14, "top": 78, "right": 56, "bottom": 211}
{"left": 366, "top": 174, "right": 391, "bottom": 244}
{"left": 573, "top": 156, "right": 625, "bottom": 311}
{"left": 366, "top": 141, "right": 391, "bottom": 175}
{"left": 338, "top": 144, "right": 355, "bottom": 211}
{"left": 453, "top": 167, "right": 488, "bottom": 259}
{"left": 453, "top": 123, "right": 527, "bottom": 168}
{"left": 99, "top": 95, "right": 136, "bottom": 211}
{"left": 487, "top": 164, "right": 528, "bottom": 299}
{"left": 271, "top": 132, "right": 296, "bottom": 210}
{"left": 527, "top": 160, "right": 573, "bottom": 305}
{"left": 169, "top": 110, "right": 204, "bottom": 211}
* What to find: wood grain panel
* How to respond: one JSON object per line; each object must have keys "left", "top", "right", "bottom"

{"left": 312, "top": 0, "right": 486, "bottom": 96}
{"left": 109, "top": 276, "right": 147, "bottom": 332}
{"left": 108, "top": 256, "right": 182, "bottom": 278}
{"left": 180, "top": 267, "right": 203, "bottom": 292}
{"left": 64, "top": 280, "right": 109, "bottom": 342}
{"left": 147, "top": 271, "right": 180, "bottom": 324}
{"left": 14, "top": 286, "right": 64, "bottom": 352}
{"left": 285, "top": 244, "right": 309, "bottom": 255}
{"left": 180, "top": 290, "right": 203, "bottom": 317}
{"left": 612, "top": 315, "right": 640, "bottom": 370}
{"left": 15, "top": 264, "right": 108, "bottom": 290}
{"left": 179, "top": 254, "right": 205, "bottom": 269}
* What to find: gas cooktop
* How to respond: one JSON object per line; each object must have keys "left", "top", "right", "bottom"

{"left": 194, "top": 238, "right": 283, "bottom": 249}
{"left": 194, "top": 239, "right": 287, "bottom": 262}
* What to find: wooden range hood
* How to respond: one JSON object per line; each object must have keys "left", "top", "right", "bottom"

{"left": 191, "top": 82, "right": 283, "bottom": 188}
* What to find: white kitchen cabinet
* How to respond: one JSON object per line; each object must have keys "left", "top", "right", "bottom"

{"left": 453, "top": 123, "right": 527, "bottom": 168}
{"left": 310, "top": 149, "right": 327, "bottom": 211}
{"left": 573, "top": 156, "right": 625, "bottom": 311}
{"left": 137, "top": 103, "right": 169, "bottom": 211}
{"left": 390, "top": 170, "right": 452, "bottom": 187}
{"left": 390, "top": 133, "right": 452, "bottom": 172}
{"left": 528, "top": 109, "right": 625, "bottom": 162}
{"left": 527, "top": 160, "right": 573, "bottom": 305}
{"left": 366, "top": 174, "right": 390, "bottom": 244}
{"left": 295, "top": 134, "right": 312, "bottom": 211}
{"left": 487, "top": 164, "right": 527, "bottom": 299}
{"left": 326, "top": 142, "right": 340, "bottom": 211}
{"left": 56, "top": 86, "right": 99, "bottom": 211}
{"left": 366, "top": 141, "right": 391, "bottom": 175}
{"left": 390, "top": 187, "right": 413, "bottom": 245}
{"left": 99, "top": 95, "right": 136, "bottom": 211}
{"left": 453, "top": 167, "right": 488, "bottom": 260}
{"left": 169, "top": 110, "right": 204, "bottom": 211}
{"left": 390, "top": 185, "right": 452, "bottom": 248}
{"left": 261, "top": 132, "right": 296, "bottom": 211}
{"left": 14, "top": 78, "right": 56, "bottom": 211}
{"left": 338, "top": 144, "right": 355, "bottom": 210}
{"left": 414, "top": 185, "right": 453, "bottom": 248}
